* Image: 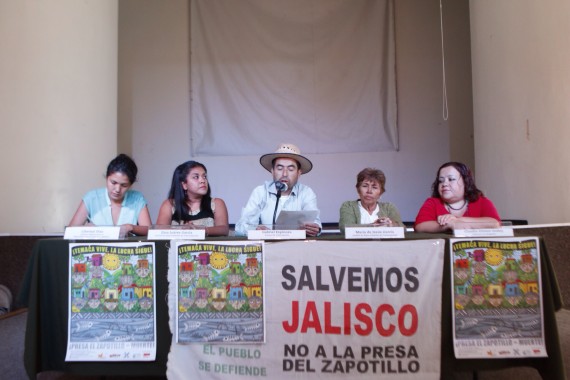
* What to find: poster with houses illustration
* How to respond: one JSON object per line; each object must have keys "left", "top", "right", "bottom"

{"left": 450, "top": 237, "right": 547, "bottom": 359}
{"left": 66, "top": 242, "right": 156, "bottom": 361}
{"left": 174, "top": 240, "right": 265, "bottom": 344}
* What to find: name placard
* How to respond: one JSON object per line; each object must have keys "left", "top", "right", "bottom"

{"left": 454, "top": 227, "right": 514, "bottom": 238}
{"left": 247, "top": 229, "right": 306, "bottom": 240}
{"left": 148, "top": 228, "right": 205, "bottom": 240}
{"left": 64, "top": 226, "right": 121, "bottom": 240}
{"left": 344, "top": 226, "right": 405, "bottom": 239}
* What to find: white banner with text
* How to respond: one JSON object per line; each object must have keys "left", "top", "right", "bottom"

{"left": 167, "top": 239, "right": 444, "bottom": 379}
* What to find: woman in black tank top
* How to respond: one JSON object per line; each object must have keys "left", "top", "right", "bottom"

{"left": 156, "top": 161, "right": 229, "bottom": 236}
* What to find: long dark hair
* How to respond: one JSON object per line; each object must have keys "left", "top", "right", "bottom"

{"left": 106, "top": 154, "right": 138, "bottom": 184}
{"left": 430, "top": 162, "right": 483, "bottom": 202}
{"left": 168, "top": 161, "right": 212, "bottom": 223}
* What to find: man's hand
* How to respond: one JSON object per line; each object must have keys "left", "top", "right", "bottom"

{"left": 303, "top": 222, "right": 320, "bottom": 237}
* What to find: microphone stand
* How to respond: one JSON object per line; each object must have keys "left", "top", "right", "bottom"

{"left": 272, "top": 189, "right": 282, "bottom": 229}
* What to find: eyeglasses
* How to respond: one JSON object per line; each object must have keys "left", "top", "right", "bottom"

{"left": 438, "top": 176, "right": 461, "bottom": 185}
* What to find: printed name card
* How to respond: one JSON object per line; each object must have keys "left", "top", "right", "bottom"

{"left": 148, "top": 228, "right": 205, "bottom": 240}
{"left": 248, "top": 229, "right": 306, "bottom": 240}
{"left": 344, "top": 226, "right": 405, "bottom": 239}
{"left": 453, "top": 227, "right": 514, "bottom": 238}
{"left": 64, "top": 226, "right": 121, "bottom": 240}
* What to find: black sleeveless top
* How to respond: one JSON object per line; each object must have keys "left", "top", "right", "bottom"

{"left": 171, "top": 199, "right": 215, "bottom": 226}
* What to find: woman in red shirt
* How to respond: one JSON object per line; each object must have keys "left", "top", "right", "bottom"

{"left": 414, "top": 162, "right": 501, "bottom": 233}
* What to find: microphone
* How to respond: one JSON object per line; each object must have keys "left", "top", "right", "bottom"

{"left": 274, "top": 181, "right": 288, "bottom": 193}
{"left": 272, "top": 181, "right": 287, "bottom": 228}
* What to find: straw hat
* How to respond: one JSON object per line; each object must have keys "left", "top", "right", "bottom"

{"left": 259, "top": 143, "right": 313, "bottom": 174}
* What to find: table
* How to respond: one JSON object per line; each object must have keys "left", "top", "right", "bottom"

{"left": 19, "top": 234, "right": 565, "bottom": 379}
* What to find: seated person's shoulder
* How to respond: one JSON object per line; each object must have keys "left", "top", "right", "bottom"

{"left": 128, "top": 189, "right": 146, "bottom": 200}
{"left": 159, "top": 198, "right": 174, "bottom": 208}
{"left": 212, "top": 197, "right": 227, "bottom": 208}
{"left": 381, "top": 201, "right": 400, "bottom": 211}
{"left": 84, "top": 187, "right": 104, "bottom": 198}
{"left": 299, "top": 182, "right": 317, "bottom": 194}
{"left": 419, "top": 197, "right": 442, "bottom": 210}
{"left": 479, "top": 196, "right": 495, "bottom": 204}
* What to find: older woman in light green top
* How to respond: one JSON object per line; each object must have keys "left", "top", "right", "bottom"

{"left": 339, "top": 168, "right": 404, "bottom": 232}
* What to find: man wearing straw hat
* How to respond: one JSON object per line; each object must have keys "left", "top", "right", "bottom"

{"left": 235, "top": 143, "right": 321, "bottom": 236}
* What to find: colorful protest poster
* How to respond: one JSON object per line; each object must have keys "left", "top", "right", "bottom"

{"left": 450, "top": 237, "right": 547, "bottom": 358}
{"left": 167, "top": 239, "right": 444, "bottom": 380}
{"left": 66, "top": 242, "right": 156, "bottom": 361}
{"left": 174, "top": 240, "right": 265, "bottom": 344}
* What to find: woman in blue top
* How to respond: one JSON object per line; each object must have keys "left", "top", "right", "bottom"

{"left": 68, "top": 154, "right": 152, "bottom": 236}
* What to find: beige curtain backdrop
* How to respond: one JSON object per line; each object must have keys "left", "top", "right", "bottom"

{"left": 190, "top": 0, "right": 397, "bottom": 156}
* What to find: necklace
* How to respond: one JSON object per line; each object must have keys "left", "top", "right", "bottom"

{"left": 446, "top": 200, "right": 467, "bottom": 211}
{"left": 186, "top": 202, "right": 200, "bottom": 216}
